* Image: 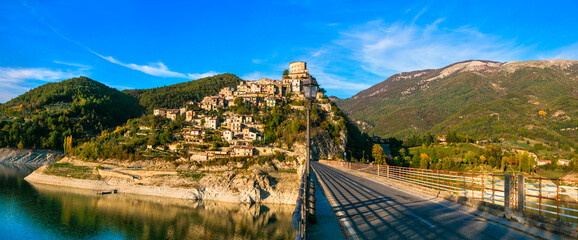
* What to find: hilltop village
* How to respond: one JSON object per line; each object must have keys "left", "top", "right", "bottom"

{"left": 21, "top": 61, "right": 348, "bottom": 204}
{"left": 150, "top": 61, "right": 323, "bottom": 161}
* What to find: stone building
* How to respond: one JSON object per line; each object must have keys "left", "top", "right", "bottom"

{"left": 201, "top": 96, "right": 227, "bottom": 111}
{"left": 166, "top": 109, "right": 181, "bottom": 120}
{"left": 205, "top": 116, "right": 220, "bottom": 129}
{"left": 289, "top": 61, "right": 309, "bottom": 79}
{"left": 222, "top": 130, "right": 233, "bottom": 142}
{"left": 154, "top": 108, "right": 167, "bottom": 116}
{"left": 234, "top": 146, "right": 254, "bottom": 156}
{"left": 282, "top": 61, "right": 312, "bottom": 93}
{"left": 185, "top": 110, "right": 197, "bottom": 122}
{"left": 266, "top": 96, "right": 278, "bottom": 107}
{"left": 219, "top": 87, "right": 235, "bottom": 97}
{"left": 231, "top": 122, "right": 242, "bottom": 132}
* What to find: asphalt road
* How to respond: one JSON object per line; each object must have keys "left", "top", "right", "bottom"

{"left": 312, "top": 162, "right": 563, "bottom": 240}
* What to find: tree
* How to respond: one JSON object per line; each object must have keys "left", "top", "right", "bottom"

{"left": 282, "top": 69, "right": 289, "bottom": 76}
{"left": 484, "top": 144, "right": 502, "bottom": 168}
{"left": 464, "top": 151, "right": 477, "bottom": 164}
{"left": 441, "top": 157, "right": 453, "bottom": 170}
{"left": 411, "top": 153, "right": 421, "bottom": 168}
{"left": 63, "top": 136, "right": 73, "bottom": 154}
{"left": 372, "top": 144, "right": 386, "bottom": 165}
{"left": 147, "top": 134, "right": 158, "bottom": 146}
{"left": 500, "top": 156, "right": 508, "bottom": 172}
{"left": 420, "top": 153, "right": 430, "bottom": 169}
{"left": 518, "top": 151, "right": 534, "bottom": 173}
{"left": 446, "top": 130, "right": 460, "bottom": 143}
{"left": 399, "top": 148, "right": 406, "bottom": 158}
{"left": 422, "top": 133, "right": 434, "bottom": 147}
{"left": 234, "top": 97, "right": 244, "bottom": 107}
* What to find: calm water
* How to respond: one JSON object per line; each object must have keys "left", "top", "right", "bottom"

{"left": 0, "top": 163, "right": 294, "bottom": 240}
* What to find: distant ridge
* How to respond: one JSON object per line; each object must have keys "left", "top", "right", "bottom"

{"left": 334, "top": 59, "right": 578, "bottom": 146}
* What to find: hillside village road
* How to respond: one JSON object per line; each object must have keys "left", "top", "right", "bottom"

{"left": 312, "top": 162, "right": 568, "bottom": 240}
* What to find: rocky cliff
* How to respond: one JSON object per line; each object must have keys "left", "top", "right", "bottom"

{"left": 25, "top": 157, "right": 299, "bottom": 204}
{"left": 0, "top": 148, "right": 62, "bottom": 165}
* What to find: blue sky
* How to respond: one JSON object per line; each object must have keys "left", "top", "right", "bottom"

{"left": 1, "top": 0, "right": 578, "bottom": 102}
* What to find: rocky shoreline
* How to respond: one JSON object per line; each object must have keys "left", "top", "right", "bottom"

{"left": 25, "top": 170, "right": 213, "bottom": 201}
{"left": 24, "top": 158, "right": 300, "bottom": 204}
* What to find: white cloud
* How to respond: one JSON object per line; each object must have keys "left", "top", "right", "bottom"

{"left": 336, "top": 19, "right": 525, "bottom": 77}
{"left": 302, "top": 18, "right": 531, "bottom": 98}
{"left": 53, "top": 60, "right": 92, "bottom": 69}
{"left": 0, "top": 67, "right": 75, "bottom": 83}
{"left": 187, "top": 72, "right": 219, "bottom": 79}
{"left": 92, "top": 51, "right": 217, "bottom": 80}
{"left": 0, "top": 67, "right": 77, "bottom": 103}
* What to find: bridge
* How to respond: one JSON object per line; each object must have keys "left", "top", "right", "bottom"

{"left": 293, "top": 161, "right": 577, "bottom": 240}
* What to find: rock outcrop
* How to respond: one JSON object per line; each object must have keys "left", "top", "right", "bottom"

{"left": 0, "top": 148, "right": 62, "bottom": 165}
{"left": 25, "top": 157, "right": 299, "bottom": 204}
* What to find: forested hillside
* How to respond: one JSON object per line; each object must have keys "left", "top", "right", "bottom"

{"left": 334, "top": 60, "right": 578, "bottom": 148}
{"left": 0, "top": 77, "right": 143, "bottom": 150}
{"left": 123, "top": 73, "right": 242, "bottom": 112}
{"left": 0, "top": 74, "right": 243, "bottom": 151}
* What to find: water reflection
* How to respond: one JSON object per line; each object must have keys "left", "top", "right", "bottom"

{"left": 0, "top": 162, "right": 38, "bottom": 178}
{"left": 0, "top": 164, "right": 294, "bottom": 240}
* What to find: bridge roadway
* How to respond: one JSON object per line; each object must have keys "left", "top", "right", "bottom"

{"left": 312, "top": 162, "right": 567, "bottom": 240}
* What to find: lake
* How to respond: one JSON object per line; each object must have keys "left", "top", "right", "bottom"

{"left": 0, "top": 163, "right": 294, "bottom": 240}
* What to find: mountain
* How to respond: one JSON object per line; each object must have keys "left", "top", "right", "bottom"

{"left": 334, "top": 60, "right": 578, "bottom": 147}
{"left": 0, "top": 74, "right": 243, "bottom": 150}
{"left": 123, "top": 73, "right": 242, "bottom": 112}
{"left": 0, "top": 77, "right": 143, "bottom": 149}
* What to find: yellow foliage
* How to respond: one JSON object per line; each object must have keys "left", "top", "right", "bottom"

{"left": 113, "top": 126, "right": 125, "bottom": 133}
{"left": 101, "top": 130, "right": 110, "bottom": 137}
{"left": 538, "top": 110, "right": 547, "bottom": 118}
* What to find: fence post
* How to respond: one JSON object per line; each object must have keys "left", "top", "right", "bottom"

{"left": 482, "top": 174, "right": 486, "bottom": 202}
{"left": 504, "top": 174, "right": 510, "bottom": 213}
{"left": 386, "top": 165, "right": 390, "bottom": 179}
{"left": 556, "top": 179, "right": 560, "bottom": 219}
{"left": 538, "top": 178, "right": 542, "bottom": 215}
{"left": 492, "top": 175, "right": 495, "bottom": 205}
{"left": 377, "top": 164, "right": 380, "bottom": 176}
{"left": 518, "top": 175, "right": 525, "bottom": 214}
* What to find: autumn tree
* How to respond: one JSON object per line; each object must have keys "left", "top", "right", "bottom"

{"left": 372, "top": 144, "right": 386, "bottom": 165}
{"left": 63, "top": 135, "right": 73, "bottom": 154}
{"left": 420, "top": 153, "right": 430, "bottom": 169}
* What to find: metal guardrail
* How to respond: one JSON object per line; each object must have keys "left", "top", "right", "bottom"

{"left": 320, "top": 160, "right": 578, "bottom": 222}
{"left": 523, "top": 176, "right": 578, "bottom": 221}
{"left": 293, "top": 168, "right": 308, "bottom": 240}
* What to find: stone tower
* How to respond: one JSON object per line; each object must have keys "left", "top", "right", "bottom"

{"left": 288, "top": 61, "right": 309, "bottom": 79}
